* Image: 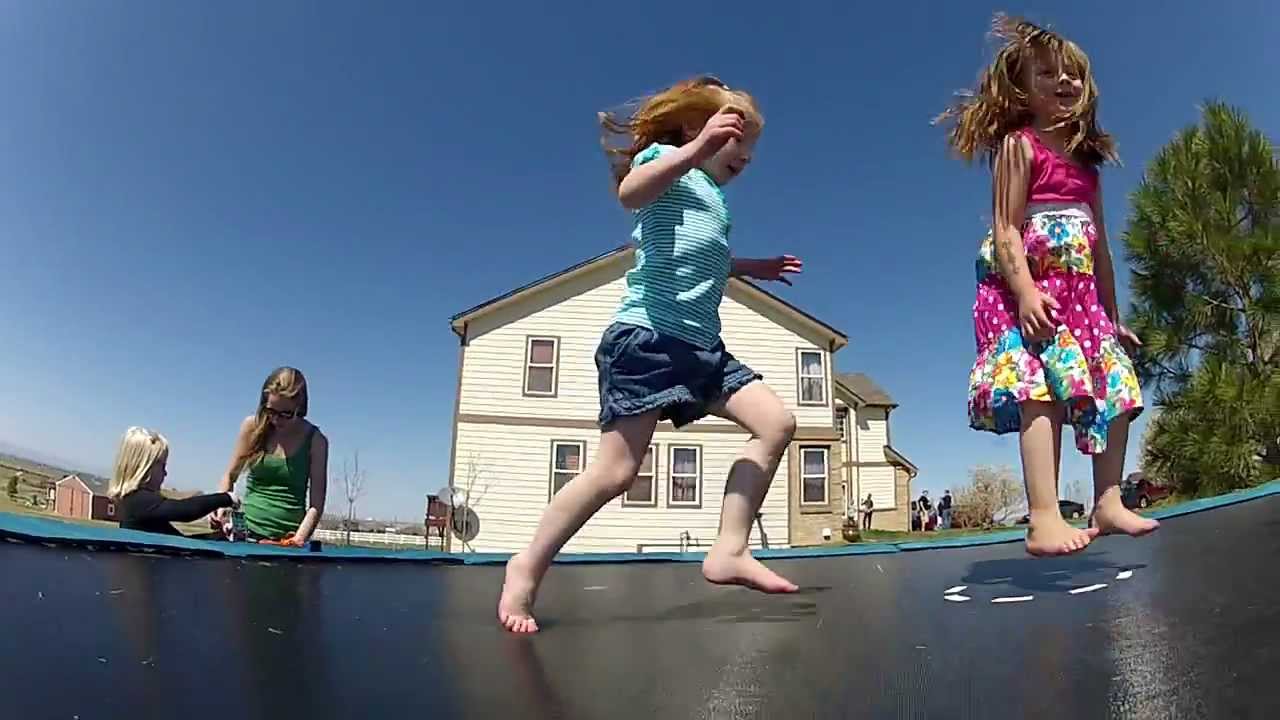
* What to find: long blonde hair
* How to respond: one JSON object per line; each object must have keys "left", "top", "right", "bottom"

{"left": 235, "top": 366, "right": 309, "bottom": 475}
{"left": 109, "top": 426, "right": 169, "bottom": 499}
{"left": 599, "top": 75, "right": 764, "bottom": 187}
{"left": 935, "top": 14, "right": 1118, "bottom": 166}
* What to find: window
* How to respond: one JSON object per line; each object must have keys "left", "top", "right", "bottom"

{"left": 834, "top": 406, "right": 849, "bottom": 440}
{"left": 106, "top": 502, "right": 116, "bottom": 516}
{"left": 524, "top": 337, "right": 560, "bottom": 396}
{"left": 800, "top": 447, "right": 829, "bottom": 505}
{"left": 797, "top": 350, "right": 827, "bottom": 405}
{"left": 623, "top": 445, "right": 657, "bottom": 506}
{"left": 668, "top": 446, "right": 701, "bottom": 507}
{"left": 549, "top": 441, "right": 585, "bottom": 497}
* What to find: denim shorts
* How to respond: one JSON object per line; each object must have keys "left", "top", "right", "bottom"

{"left": 595, "top": 322, "right": 761, "bottom": 429}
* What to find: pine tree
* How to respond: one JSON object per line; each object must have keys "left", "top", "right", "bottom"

{"left": 1124, "top": 101, "right": 1280, "bottom": 494}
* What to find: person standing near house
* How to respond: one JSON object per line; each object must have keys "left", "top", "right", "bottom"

{"left": 111, "top": 426, "right": 238, "bottom": 536}
{"left": 861, "top": 493, "right": 874, "bottom": 530}
{"left": 917, "top": 490, "right": 933, "bottom": 531}
{"left": 939, "top": 490, "right": 954, "bottom": 530}
{"left": 498, "top": 76, "right": 804, "bottom": 634}
{"left": 936, "top": 15, "right": 1158, "bottom": 555}
{"left": 211, "top": 367, "right": 328, "bottom": 546}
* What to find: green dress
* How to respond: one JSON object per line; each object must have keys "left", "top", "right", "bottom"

{"left": 243, "top": 426, "right": 316, "bottom": 539}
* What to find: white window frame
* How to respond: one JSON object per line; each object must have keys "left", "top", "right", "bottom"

{"left": 523, "top": 336, "right": 560, "bottom": 397}
{"left": 548, "top": 440, "right": 586, "bottom": 499}
{"left": 622, "top": 444, "right": 658, "bottom": 507}
{"left": 834, "top": 405, "right": 849, "bottom": 440}
{"left": 799, "top": 447, "right": 830, "bottom": 506}
{"left": 797, "top": 349, "right": 828, "bottom": 405}
{"left": 667, "top": 445, "right": 702, "bottom": 508}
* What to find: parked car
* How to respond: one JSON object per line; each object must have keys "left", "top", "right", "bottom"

{"left": 1016, "top": 499, "right": 1086, "bottom": 525}
{"left": 1122, "top": 474, "right": 1171, "bottom": 509}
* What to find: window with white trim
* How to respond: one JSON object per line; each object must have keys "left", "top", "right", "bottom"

{"left": 798, "top": 350, "right": 827, "bottom": 405}
{"left": 623, "top": 445, "right": 657, "bottom": 506}
{"left": 668, "top": 446, "right": 701, "bottom": 507}
{"left": 834, "top": 406, "right": 849, "bottom": 440}
{"left": 549, "top": 440, "right": 585, "bottom": 497}
{"left": 800, "top": 447, "right": 829, "bottom": 505}
{"left": 524, "top": 337, "right": 560, "bottom": 396}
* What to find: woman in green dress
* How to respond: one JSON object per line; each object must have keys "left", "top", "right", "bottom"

{"left": 214, "top": 367, "right": 329, "bottom": 545}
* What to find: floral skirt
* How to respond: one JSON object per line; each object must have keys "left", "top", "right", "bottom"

{"left": 968, "top": 203, "right": 1143, "bottom": 454}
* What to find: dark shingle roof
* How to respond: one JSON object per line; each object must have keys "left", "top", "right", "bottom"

{"left": 835, "top": 373, "right": 896, "bottom": 408}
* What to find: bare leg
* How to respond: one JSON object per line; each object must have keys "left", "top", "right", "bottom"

{"left": 1090, "top": 413, "right": 1160, "bottom": 536}
{"left": 701, "top": 381, "right": 799, "bottom": 593}
{"left": 498, "top": 410, "right": 659, "bottom": 633}
{"left": 1022, "top": 401, "right": 1098, "bottom": 556}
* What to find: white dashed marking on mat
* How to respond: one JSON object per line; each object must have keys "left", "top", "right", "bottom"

{"left": 944, "top": 585, "right": 967, "bottom": 594}
{"left": 943, "top": 594, "right": 971, "bottom": 603}
{"left": 991, "top": 595, "right": 1034, "bottom": 604}
{"left": 1116, "top": 570, "right": 1134, "bottom": 580}
{"left": 1069, "top": 583, "right": 1108, "bottom": 595}
{"left": 583, "top": 586, "right": 607, "bottom": 591}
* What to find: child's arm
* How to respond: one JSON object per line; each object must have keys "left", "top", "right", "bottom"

{"left": 730, "top": 256, "right": 803, "bottom": 285}
{"left": 617, "top": 107, "right": 744, "bottom": 210}
{"left": 1090, "top": 181, "right": 1142, "bottom": 349}
{"left": 992, "top": 134, "right": 1058, "bottom": 339}
{"left": 133, "top": 489, "right": 236, "bottom": 524}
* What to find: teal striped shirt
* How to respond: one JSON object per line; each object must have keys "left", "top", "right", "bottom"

{"left": 614, "top": 143, "right": 731, "bottom": 349}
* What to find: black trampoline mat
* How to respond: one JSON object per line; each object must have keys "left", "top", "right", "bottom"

{"left": 3, "top": 494, "right": 1277, "bottom": 720}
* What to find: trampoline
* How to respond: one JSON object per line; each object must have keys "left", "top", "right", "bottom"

{"left": 2, "top": 485, "right": 1276, "bottom": 720}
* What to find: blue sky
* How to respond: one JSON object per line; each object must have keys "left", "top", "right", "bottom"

{"left": 2, "top": 2, "right": 1276, "bottom": 520}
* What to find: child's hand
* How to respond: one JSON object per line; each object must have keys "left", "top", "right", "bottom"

{"left": 209, "top": 507, "right": 228, "bottom": 529}
{"left": 688, "top": 106, "right": 744, "bottom": 164}
{"left": 1116, "top": 324, "right": 1142, "bottom": 354}
{"left": 736, "top": 256, "right": 803, "bottom": 285}
{"left": 1016, "top": 289, "right": 1059, "bottom": 341}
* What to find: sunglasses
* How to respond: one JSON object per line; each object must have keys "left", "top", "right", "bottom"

{"left": 265, "top": 407, "right": 300, "bottom": 420}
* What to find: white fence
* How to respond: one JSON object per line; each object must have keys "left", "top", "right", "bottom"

{"left": 312, "top": 529, "right": 428, "bottom": 548}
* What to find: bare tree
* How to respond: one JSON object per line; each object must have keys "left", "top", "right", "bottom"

{"left": 953, "top": 464, "right": 1023, "bottom": 529}
{"left": 337, "top": 451, "right": 367, "bottom": 545}
{"left": 450, "top": 452, "right": 499, "bottom": 552}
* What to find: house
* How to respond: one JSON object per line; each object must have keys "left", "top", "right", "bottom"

{"left": 833, "top": 373, "right": 917, "bottom": 534}
{"left": 445, "top": 247, "right": 916, "bottom": 553}
{"left": 53, "top": 474, "right": 116, "bottom": 521}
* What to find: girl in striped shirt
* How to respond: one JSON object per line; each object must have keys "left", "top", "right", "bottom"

{"left": 499, "top": 76, "right": 803, "bottom": 633}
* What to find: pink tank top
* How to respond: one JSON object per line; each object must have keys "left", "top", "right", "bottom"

{"left": 1020, "top": 128, "right": 1098, "bottom": 206}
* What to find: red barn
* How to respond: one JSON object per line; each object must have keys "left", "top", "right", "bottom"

{"left": 54, "top": 475, "right": 116, "bottom": 521}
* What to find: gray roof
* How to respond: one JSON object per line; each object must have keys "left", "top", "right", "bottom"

{"left": 61, "top": 473, "right": 109, "bottom": 494}
{"left": 835, "top": 373, "right": 897, "bottom": 408}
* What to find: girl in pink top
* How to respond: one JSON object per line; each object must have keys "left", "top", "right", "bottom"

{"left": 937, "top": 15, "right": 1159, "bottom": 556}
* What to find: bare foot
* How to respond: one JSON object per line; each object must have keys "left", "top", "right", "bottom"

{"left": 1025, "top": 514, "right": 1099, "bottom": 557}
{"left": 498, "top": 553, "right": 541, "bottom": 634}
{"left": 1091, "top": 493, "right": 1160, "bottom": 537}
{"left": 702, "top": 547, "right": 798, "bottom": 593}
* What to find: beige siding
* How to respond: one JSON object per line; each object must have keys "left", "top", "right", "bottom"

{"left": 451, "top": 420, "right": 791, "bottom": 553}
{"left": 855, "top": 407, "right": 889, "bottom": 462}
{"left": 858, "top": 464, "right": 897, "bottom": 510}
{"left": 457, "top": 258, "right": 834, "bottom": 428}
{"left": 720, "top": 284, "right": 834, "bottom": 429}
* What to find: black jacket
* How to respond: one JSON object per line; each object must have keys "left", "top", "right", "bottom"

{"left": 117, "top": 488, "right": 234, "bottom": 536}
